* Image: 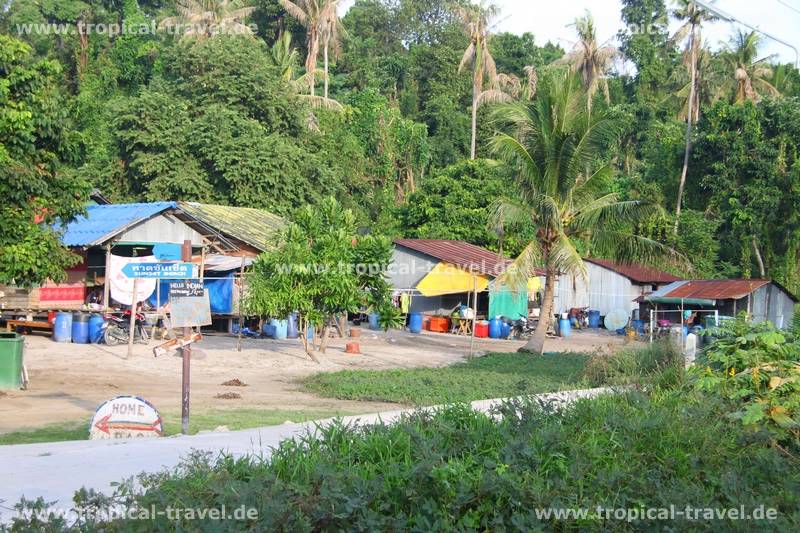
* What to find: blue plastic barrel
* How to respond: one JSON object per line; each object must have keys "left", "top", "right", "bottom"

{"left": 408, "top": 313, "right": 423, "bottom": 334}
{"left": 71, "top": 312, "right": 89, "bottom": 344}
{"left": 489, "top": 317, "right": 503, "bottom": 338}
{"left": 588, "top": 310, "right": 601, "bottom": 328}
{"left": 368, "top": 313, "right": 380, "bottom": 331}
{"left": 88, "top": 314, "right": 105, "bottom": 343}
{"left": 53, "top": 312, "right": 73, "bottom": 342}
{"left": 262, "top": 324, "right": 276, "bottom": 338}
{"left": 272, "top": 319, "right": 288, "bottom": 340}
{"left": 631, "top": 319, "right": 644, "bottom": 333}
{"left": 559, "top": 318, "right": 571, "bottom": 337}
{"left": 501, "top": 322, "right": 512, "bottom": 339}
{"left": 287, "top": 314, "right": 299, "bottom": 339}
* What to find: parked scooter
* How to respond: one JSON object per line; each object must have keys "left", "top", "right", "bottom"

{"left": 103, "top": 310, "right": 149, "bottom": 345}
{"left": 505, "top": 315, "right": 537, "bottom": 340}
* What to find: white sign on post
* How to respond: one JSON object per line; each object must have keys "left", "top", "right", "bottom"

{"left": 89, "top": 396, "right": 163, "bottom": 440}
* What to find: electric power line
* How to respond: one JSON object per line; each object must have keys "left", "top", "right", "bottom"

{"left": 775, "top": 0, "right": 800, "bottom": 16}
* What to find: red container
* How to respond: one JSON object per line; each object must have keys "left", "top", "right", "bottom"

{"left": 429, "top": 316, "right": 450, "bottom": 333}
{"left": 475, "top": 321, "right": 489, "bottom": 338}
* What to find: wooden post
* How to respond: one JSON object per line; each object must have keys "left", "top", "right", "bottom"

{"left": 127, "top": 277, "right": 138, "bottom": 359}
{"left": 103, "top": 243, "right": 112, "bottom": 313}
{"left": 469, "top": 275, "right": 478, "bottom": 358}
{"left": 180, "top": 239, "right": 192, "bottom": 435}
{"left": 237, "top": 255, "right": 245, "bottom": 352}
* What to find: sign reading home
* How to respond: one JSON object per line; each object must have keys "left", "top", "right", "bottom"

{"left": 169, "top": 280, "right": 204, "bottom": 298}
{"left": 89, "top": 396, "right": 163, "bottom": 440}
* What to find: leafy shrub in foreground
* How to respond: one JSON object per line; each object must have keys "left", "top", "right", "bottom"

{"left": 8, "top": 393, "right": 799, "bottom": 531}
{"left": 693, "top": 316, "right": 800, "bottom": 450}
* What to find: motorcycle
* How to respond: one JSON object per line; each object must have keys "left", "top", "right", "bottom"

{"left": 103, "top": 310, "right": 149, "bottom": 345}
{"left": 568, "top": 307, "right": 589, "bottom": 329}
{"left": 505, "top": 315, "right": 537, "bottom": 340}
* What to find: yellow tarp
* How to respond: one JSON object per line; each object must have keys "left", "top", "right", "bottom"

{"left": 416, "top": 262, "right": 489, "bottom": 297}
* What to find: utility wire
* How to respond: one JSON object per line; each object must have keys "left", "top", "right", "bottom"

{"left": 775, "top": 0, "right": 800, "bottom": 16}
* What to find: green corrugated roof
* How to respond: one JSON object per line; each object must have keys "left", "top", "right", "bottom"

{"left": 179, "top": 202, "right": 284, "bottom": 252}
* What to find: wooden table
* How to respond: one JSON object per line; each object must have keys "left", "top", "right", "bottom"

{"left": 5, "top": 320, "right": 53, "bottom": 334}
{"left": 451, "top": 317, "right": 472, "bottom": 336}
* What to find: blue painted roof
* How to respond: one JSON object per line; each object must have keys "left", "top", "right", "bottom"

{"left": 59, "top": 202, "right": 177, "bottom": 247}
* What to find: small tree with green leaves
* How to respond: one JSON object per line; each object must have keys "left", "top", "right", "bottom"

{"left": 244, "top": 197, "right": 400, "bottom": 361}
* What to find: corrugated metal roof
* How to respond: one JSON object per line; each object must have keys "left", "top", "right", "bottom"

{"left": 59, "top": 202, "right": 176, "bottom": 247}
{"left": 179, "top": 202, "right": 284, "bottom": 252}
{"left": 662, "top": 279, "right": 772, "bottom": 300}
{"left": 584, "top": 258, "right": 682, "bottom": 284}
{"left": 394, "top": 239, "right": 524, "bottom": 277}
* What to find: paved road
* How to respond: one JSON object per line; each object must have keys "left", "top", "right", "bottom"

{"left": 0, "top": 388, "right": 612, "bottom": 522}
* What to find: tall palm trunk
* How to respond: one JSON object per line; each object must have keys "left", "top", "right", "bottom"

{"left": 520, "top": 268, "right": 555, "bottom": 354}
{"left": 323, "top": 37, "right": 330, "bottom": 99}
{"left": 674, "top": 22, "right": 697, "bottom": 235}
{"left": 470, "top": 82, "right": 478, "bottom": 159}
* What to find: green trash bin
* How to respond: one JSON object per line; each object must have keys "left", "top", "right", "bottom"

{"left": 0, "top": 332, "right": 24, "bottom": 390}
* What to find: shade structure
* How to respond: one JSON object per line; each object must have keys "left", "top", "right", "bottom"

{"left": 488, "top": 277, "right": 542, "bottom": 319}
{"left": 416, "top": 262, "right": 489, "bottom": 297}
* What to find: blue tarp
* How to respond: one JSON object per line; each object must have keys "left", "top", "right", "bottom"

{"left": 148, "top": 274, "right": 234, "bottom": 314}
{"left": 58, "top": 202, "right": 176, "bottom": 247}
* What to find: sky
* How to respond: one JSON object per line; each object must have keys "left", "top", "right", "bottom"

{"left": 341, "top": 0, "right": 800, "bottom": 66}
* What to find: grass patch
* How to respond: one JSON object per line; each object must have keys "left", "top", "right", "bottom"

{"left": 0, "top": 408, "right": 352, "bottom": 446}
{"left": 25, "top": 392, "right": 800, "bottom": 530}
{"left": 303, "top": 352, "right": 590, "bottom": 405}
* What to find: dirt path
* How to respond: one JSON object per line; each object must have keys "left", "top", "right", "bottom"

{"left": 0, "top": 329, "right": 630, "bottom": 432}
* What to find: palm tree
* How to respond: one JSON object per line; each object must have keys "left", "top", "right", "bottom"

{"left": 159, "top": 0, "right": 256, "bottom": 40}
{"left": 456, "top": 1, "right": 500, "bottom": 160}
{"left": 555, "top": 11, "right": 617, "bottom": 115}
{"left": 670, "top": 0, "right": 715, "bottom": 234}
{"left": 270, "top": 31, "right": 301, "bottom": 82}
{"left": 280, "top": 0, "right": 324, "bottom": 96}
{"left": 671, "top": 44, "right": 723, "bottom": 123}
{"left": 476, "top": 66, "right": 538, "bottom": 107}
{"left": 724, "top": 31, "right": 779, "bottom": 103}
{"left": 489, "top": 71, "right": 678, "bottom": 354}
{"left": 319, "top": 0, "right": 345, "bottom": 99}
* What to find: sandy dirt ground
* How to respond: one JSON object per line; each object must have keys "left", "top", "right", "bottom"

{"left": 0, "top": 328, "right": 630, "bottom": 432}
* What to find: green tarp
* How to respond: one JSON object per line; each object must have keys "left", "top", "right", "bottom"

{"left": 488, "top": 281, "right": 528, "bottom": 319}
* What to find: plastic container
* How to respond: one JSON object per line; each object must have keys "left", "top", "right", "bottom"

{"left": 559, "top": 318, "right": 571, "bottom": 337}
{"left": 475, "top": 321, "right": 489, "bottom": 338}
{"left": 408, "top": 313, "right": 423, "bottom": 334}
{"left": 272, "top": 319, "right": 288, "bottom": 340}
{"left": 0, "top": 332, "right": 24, "bottom": 390}
{"left": 368, "top": 313, "right": 380, "bottom": 331}
{"left": 587, "top": 310, "right": 601, "bottom": 328}
{"left": 262, "top": 323, "right": 276, "bottom": 338}
{"left": 501, "top": 322, "right": 512, "bottom": 339}
{"left": 429, "top": 316, "right": 450, "bottom": 333}
{"left": 88, "top": 314, "right": 105, "bottom": 344}
{"left": 71, "top": 312, "right": 90, "bottom": 344}
{"left": 631, "top": 319, "right": 644, "bottom": 333}
{"left": 53, "top": 312, "right": 73, "bottom": 343}
{"left": 287, "top": 314, "right": 299, "bottom": 339}
{"left": 488, "top": 318, "right": 503, "bottom": 338}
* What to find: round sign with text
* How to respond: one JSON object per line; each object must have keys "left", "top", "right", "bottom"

{"left": 89, "top": 396, "right": 163, "bottom": 440}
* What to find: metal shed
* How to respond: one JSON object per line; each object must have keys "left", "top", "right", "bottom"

{"left": 552, "top": 259, "right": 681, "bottom": 317}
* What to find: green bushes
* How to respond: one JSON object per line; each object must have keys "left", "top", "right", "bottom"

{"left": 13, "top": 393, "right": 799, "bottom": 531}
{"left": 583, "top": 340, "right": 685, "bottom": 389}
{"left": 692, "top": 316, "right": 800, "bottom": 450}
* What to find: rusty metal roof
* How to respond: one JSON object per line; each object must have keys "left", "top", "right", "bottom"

{"left": 394, "top": 239, "right": 526, "bottom": 277}
{"left": 584, "top": 258, "right": 682, "bottom": 284}
{"left": 662, "top": 279, "right": 772, "bottom": 300}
